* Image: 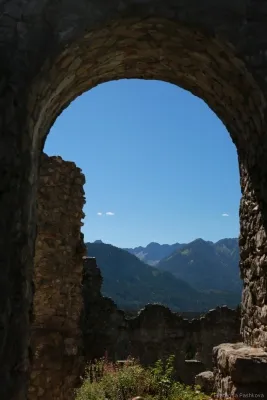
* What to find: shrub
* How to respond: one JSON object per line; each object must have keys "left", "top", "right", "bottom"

{"left": 75, "top": 355, "right": 209, "bottom": 400}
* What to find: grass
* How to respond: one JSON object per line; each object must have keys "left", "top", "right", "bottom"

{"left": 75, "top": 355, "right": 210, "bottom": 400}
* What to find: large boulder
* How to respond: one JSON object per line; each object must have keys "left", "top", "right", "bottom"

{"left": 213, "top": 342, "right": 267, "bottom": 397}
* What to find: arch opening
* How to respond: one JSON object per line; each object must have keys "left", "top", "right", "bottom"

{"left": 44, "top": 77, "right": 243, "bottom": 314}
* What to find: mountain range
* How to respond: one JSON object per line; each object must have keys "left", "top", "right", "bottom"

{"left": 86, "top": 238, "right": 241, "bottom": 312}
{"left": 124, "top": 242, "right": 185, "bottom": 266}
{"left": 130, "top": 238, "right": 241, "bottom": 292}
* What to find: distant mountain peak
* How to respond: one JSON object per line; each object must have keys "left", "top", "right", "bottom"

{"left": 191, "top": 238, "right": 212, "bottom": 245}
{"left": 157, "top": 237, "right": 241, "bottom": 293}
{"left": 85, "top": 239, "right": 241, "bottom": 313}
{"left": 124, "top": 242, "right": 185, "bottom": 266}
{"left": 146, "top": 242, "right": 161, "bottom": 248}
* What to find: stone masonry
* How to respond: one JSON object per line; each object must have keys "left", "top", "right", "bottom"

{"left": 82, "top": 257, "right": 241, "bottom": 385}
{"left": 1, "top": 1, "right": 267, "bottom": 399}
{"left": 213, "top": 343, "right": 267, "bottom": 397}
{"left": 29, "top": 154, "right": 86, "bottom": 400}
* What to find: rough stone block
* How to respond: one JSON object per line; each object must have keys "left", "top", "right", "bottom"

{"left": 195, "top": 371, "right": 215, "bottom": 394}
{"left": 180, "top": 360, "right": 205, "bottom": 385}
{"left": 213, "top": 343, "right": 267, "bottom": 397}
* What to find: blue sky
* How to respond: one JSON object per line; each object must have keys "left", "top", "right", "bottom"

{"left": 44, "top": 79, "right": 241, "bottom": 248}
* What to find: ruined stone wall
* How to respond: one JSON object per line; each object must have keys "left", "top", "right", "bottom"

{"left": 29, "top": 153, "right": 86, "bottom": 400}
{"left": 82, "top": 257, "right": 241, "bottom": 384}
{"left": 239, "top": 160, "right": 267, "bottom": 350}
{"left": 128, "top": 303, "right": 241, "bottom": 372}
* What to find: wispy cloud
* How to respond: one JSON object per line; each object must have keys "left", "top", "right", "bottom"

{"left": 97, "top": 211, "right": 115, "bottom": 216}
{"left": 222, "top": 213, "right": 229, "bottom": 217}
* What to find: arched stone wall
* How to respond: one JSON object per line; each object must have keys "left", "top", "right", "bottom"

{"left": 1, "top": 1, "right": 267, "bottom": 399}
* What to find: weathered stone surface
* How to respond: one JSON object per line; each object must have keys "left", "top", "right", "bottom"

{"left": 195, "top": 371, "right": 215, "bottom": 395}
{"left": 82, "top": 257, "right": 241, "bottom": 385}
{"left": 213, "top": 343, "right": 267, "bottom": 396}
{"left": 182, "top": 360, "right": 205, "bottom": 386}
{"left": 29, "top": 153, "right": 86, "bottom": 400}
{"left": 1, "top": 1, "right": 267, "bottom": 399}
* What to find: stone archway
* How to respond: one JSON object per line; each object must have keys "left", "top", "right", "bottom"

{"left": 1, "top": 1, "right": 267, "bottom": 399}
